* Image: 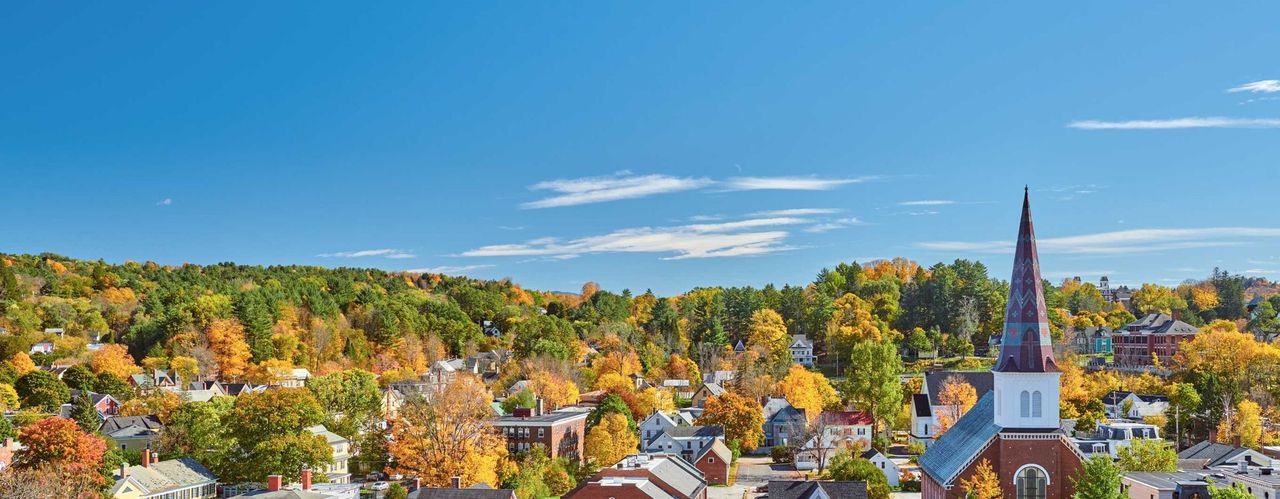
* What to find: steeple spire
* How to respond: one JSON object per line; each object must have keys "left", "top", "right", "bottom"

{"left": 993, "top": 189, "right": 1060, "bottom": 373}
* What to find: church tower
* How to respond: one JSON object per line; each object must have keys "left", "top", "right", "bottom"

{"left": 992, "top": 188, "right": 1062, "bottom": 429}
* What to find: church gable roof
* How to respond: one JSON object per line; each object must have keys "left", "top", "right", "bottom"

{"left": 917, "top": 392, "right": 999, "bottom": 486}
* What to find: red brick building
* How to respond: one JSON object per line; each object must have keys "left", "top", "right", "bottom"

{"left": 918, "top": 191, "right": 1085, "bottom": 498}
{"left": 564, "top": 453, "right": 707, "bottom": 499}
{"left": 693, "top": 440, "right": 731, "bottom": 485}
{"left": 1111, "top": 312, "right": 1198, "bottom": 367}
{"left": 489, "top": 408, "right": 588, "bottom": 461}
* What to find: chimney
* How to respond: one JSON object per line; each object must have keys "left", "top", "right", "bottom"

{"left": 267, "top": 475, "right": 283, "bottom": 492}
{"left": 301, "top": 470, "right": 312, "bottom": 491}
{"left": 1172, "top": 309, "right": 1181, "bottom": 321}
{"left": 415, "top": 478, "right": 422, "bottom": 490}
{"left": 452, "top": 476, "right": 462, "bottom": 489}
{"left": 142, "top": 449, "right": 151, "bottom": 468}
{"left": 536, "top": 398, "right": 545, "bottom": 416}
{"left": 1234, "top": 435, "right": 1243, "bottom": 448}
{"left": 120, "top": 463, "right": 128, "bottom": 479}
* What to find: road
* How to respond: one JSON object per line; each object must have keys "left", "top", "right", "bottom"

{"left": 707, "top": 456, "right": 801, "bottom": 499}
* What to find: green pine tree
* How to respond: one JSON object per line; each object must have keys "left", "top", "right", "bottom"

{"left": 71, "top": 392, "right": 100, "bottom": 433}
{"left": 0, "top": 259, "right": 21, "bottom": 303}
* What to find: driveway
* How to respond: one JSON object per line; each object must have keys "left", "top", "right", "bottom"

{"left": 707, "top": 456, "right": 802, "bottom": 499}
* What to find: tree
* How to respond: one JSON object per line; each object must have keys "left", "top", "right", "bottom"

{"left": 158, "top": 397, "right": 234, "bottom": 473}
{"left": 1209, "top": 481, "right": 1256, "bottom": 499}
{"left": 776, "top": 365, "right": 840, "bottom": 424}
{"left": 697, "top": 392, "right": 765, "bottom": 452}
{"left": 1130, "top": 284, "right": 1186, "bottom": 316}
{"left": 60, "top": 365, "right": 96, "bottom": 392}
{"left": 387, "top": 483, "right": 409, "bottom": 499}
{"left": 7, "top": 353, "right": 36, "bottom": 375}
{"left": 840, "top": 339, "right": 903, "bottom": 437}
{"left": 1117, "top": 438, "right": 1177, "bottom": 472}
{"left": 746, "top": 309, "right": 792, "bottom": 374}
{"left": 501, "top": 388, "right": 535, "bottom": 414}
{"left": 15, "top": 370, "right": 69, "bottom": 412}
{"left": 118, "top": 391, "right": 181, "bottom": 422}
{"left": 0, "top": 384, "right": 17, "bottom": 412}
{"left": 1071, "top": 454, "right": 1124, "bottom": 499}
{"left": 0, "top": 258, "right": 22, "bottom": 303}
{"left": 1168, "top": 382, "right": 1200, "bottom": 449}
{"left": 512, "top": 315, "right": 578, "bottom": 361}
{"left": 1221, "top": 399, "right": 1262, "bottom": 449}
{"left": 222, "top": 388, "right": 331, "bottom": 482}
{"left": 69, "top": 392, "right": 98, "bottom": 433}
{"left": 206, "top": 319, "right": 252, "bottom": 381}
{"left": 825, "top": 452, "right": 890, "bottom": 499}
{"left": 169, "top": 356, "right": 199, "bottom": 384}
{"left": 15, "top": 417, "right": 108, "bottom": 487}
{"left": 306, "top": 369, "right": 381, "bottom": 439}
{"left": 935, "top": 375, "right": 977, "bottom": 436}
{"left": 88, "top": 344, "right": 141, "bottom": 379}
{"left": 584, "top": 412, "right": 639, "bottom": 466}
{"left": 958, "top": 458, "right": 1000, "bottom": 499}
{"left": 527, "top": 368, "right": 580, "bottom": 410}
{"left": 587, "top": 394, "right": 636, "bottom": 431}
{"left": 388, "top": 374, "right": 508, "bottom": 488}
{"left": 1176, "top": 323, "right": 1260, "bottom": 434}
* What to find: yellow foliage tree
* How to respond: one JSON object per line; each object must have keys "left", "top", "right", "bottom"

{"left": 528, "top": 369, "right": 580, "bottom": 410}
{"left": 935, "top": 375, "right": 977, "bottom": 436}
{"left": 827, "top": 294, "right": 886, "bottom": 353}
{"left": 89, "top": 344, "right": 141, "bottom": 379}
{"left": 594, "top": 351, "right": 643, "bottom": 379}
{"left": 0, "top": 383, "right": 18, "bottom": 411}
{"left": 118, "top": 391, "right": 182, "bottom": 422}
{"left": 584, "top": 412, "right": 639, "bottom": 466}
{"left": 247, "top": 358, "right": 293, "bottom": 385}
{"left": 698, "top": 392, "right": 765, "bottom": 451}
{"left": 7, "top": 353, "right": 36, "bottom": 375}
{"left": 170, "top": 356, "right": 199, "bottom": 384}
{"left": 747, "top": 309, "right": 792, "bottom": 372}
{"left": 388, "top": 374, "right": 508, "bottom": 488}
{"left": 1221, "top": 399, "right": 1263, "bottom": 449}
{"left": 1177, "top": 322, "right": 1262, "bottom": 424}
{"left": 959, "top": 458, "right": 1001, "bottom": 499}
{"left": 206, "top": 319, "right": 252, "bottom": 381}
{"left": 776, "top": 365, "right": 840, "bottom": 423}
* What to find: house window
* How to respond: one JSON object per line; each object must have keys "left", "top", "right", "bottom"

{"left": 538, "top": 428, "right": 545, "bottom": 439}
{"left": 1020, "top": 391, "right": 1031, "bottom": 418}
{"left": 709, "top": 457, "right": 715, "bottom": 463}
{"left": 1016, "top": 466, "right": 1048, "bottom": 499}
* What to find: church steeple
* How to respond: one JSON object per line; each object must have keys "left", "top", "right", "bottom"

{"left": 994, "top": 188, "right": 1060, "bottom": 373}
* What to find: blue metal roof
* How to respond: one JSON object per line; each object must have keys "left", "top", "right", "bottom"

{"left": 917, "top": 392, "right": 1000, "bottom": 486}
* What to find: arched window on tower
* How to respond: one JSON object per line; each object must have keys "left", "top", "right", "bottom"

{"left": 1032, "top": 391, "right": 1043, "bottom": 418}
{"left": 1020, "top": 391, "right": 1030, "bottom": 418}
{"left": 1016, "top": 466, "right": 1048, "bottom": 499}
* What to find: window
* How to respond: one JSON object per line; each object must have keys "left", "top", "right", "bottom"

{"left": 1016, "top": 466, "right": 1048, "bottom": 499}
{"left": 538, "top": 428, "right": 545, "bottom": 439}
{"left": 709, "top": 457, "right": 715, "bottom": 463}
{"left": 1031, "top": 391, "right": 1043, "bottom": 418}
{"left": 1020, "top": 391, "right": 1031, "bottom": 417}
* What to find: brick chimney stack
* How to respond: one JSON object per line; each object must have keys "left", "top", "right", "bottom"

{"left": 142, "top": 449, "right": 151, "bottom": 468}
{"left": 301, "top": 470, "right": 312, "bottom": 491}
{"left": 267, "top": 475, "right": 282, "bottom": 492}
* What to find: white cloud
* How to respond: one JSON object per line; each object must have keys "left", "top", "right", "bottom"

{"left": 157, "top": 198, "right": 172, "bottom": 206}
{"left": 318, "top": 249, "right": 416, "bottom": 259}
{"left": 460, "top": 218, "right": 801, "bottom": 260}
{"left": 750, "top": 208, "right": 842, "bottom": 216}
{"left": 897, "top": 200, "right": 955, "bottom": 206}
{"left": 917, "top": 227, "right": 1280, "bottom": 255}
{"left": 497, "top": 226, "right": 525, "bottom": 231}
{"left": 522, "top": 173, "right": 712, "bottom": 209}
{"left": 1068, "top": 117, "right": 1280, "bottom": 130}
{"left": 1042, "top": 270, "right": 1116, "bottom": 280}
{"left": 404, "top": 264, "right": 494, "bottom": 274}
{"left": 804, "top": 218, "right": 865, "bottom": 233}
{"left": 723, "top": 176, "right": 878, "bottom": 191}
{"left": 1229, "top": 80, "right": 1280, "bottom": 93}
{"left": 688, "top": 215, "right": 724, "bottom": 222}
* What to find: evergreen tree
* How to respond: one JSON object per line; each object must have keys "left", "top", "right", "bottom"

{"left": 70, "top": 392, "right": 100, "bottom": 433}
{"left": 0, "top": 259, "right": 20, "bottom": 303}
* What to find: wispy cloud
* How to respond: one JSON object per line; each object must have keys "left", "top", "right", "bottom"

{"left": 751, "top": 208, "right": 842, "bottom": 216}
{"left": 897, "top": 200, "right": 954, "bottom": 206}
{"left": 460, "top": 217, "right": 802, "bottom": 260}
{"left": 318, "top": 249, "right": 416, "bottom": 259}
{"left": 1042, "top": 270, "right": 1116, "bottom": 280}
{"left": 804, "top": 217, "right": 865, "bottom": 233}
{"left": 917, "top": 227, "right": 1280, "bottom": 255}
{"left": 522, "top": 173, "right": 713, "bottom": 209}
{"left": 157, "top": 198, "right": 172, "bottom": 206}
{"left": 723, "top": 176, "right": 878, "bottom": 191}
{"left": 1041, "top": 184, "right": 1105, "bottom": 201}
{"left": 404, "top": 264, "right": 494, "bottom": 274}
{"left": 497, "top": 226, "right": 525, "bottom": 231}
{"left": 1229, "top": 80, "right": 1280, "bottom": 93}
{"left": 1068, "top": 117, "right": 1280, "bottom": 130}
{"left": 688, "top": 215, "right": 724, "bottom": 222}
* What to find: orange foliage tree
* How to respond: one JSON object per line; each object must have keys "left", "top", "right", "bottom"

{"left": 89, "top": 344, "right": 141, "bottom": 379}
{"left": 698, "top": 392, "right": 765, "bottom": 451}
{"left": 15, "top": 417, "right": 108, "bottom": 487}
{"left": 206, "top": 319, "right": 252, "bottom": 380}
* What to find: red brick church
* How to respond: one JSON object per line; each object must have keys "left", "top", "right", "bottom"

{"left": 918, "top": 189, "right": 1085, "bottom": 498}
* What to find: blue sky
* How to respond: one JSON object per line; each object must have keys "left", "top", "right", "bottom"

{"left": 4, "top": 2, "right": 1280, "bottom": 295}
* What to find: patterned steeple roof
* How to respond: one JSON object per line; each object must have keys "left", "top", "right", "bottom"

{"left": 993, "top": 188, "right": 1060, "bottom": 373}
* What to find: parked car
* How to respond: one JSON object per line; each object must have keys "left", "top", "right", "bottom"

{"left": 367, "top": 482, "right": 391, "bottom": 491}
{"left": 366, "top": 472, "right": 386, "bottom": 481}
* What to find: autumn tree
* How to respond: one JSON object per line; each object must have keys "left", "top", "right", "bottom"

{"left": 222, "top": 388, "right": 332, "bottom": 482}
{"left": 698, "top": 392, "right": 765, "bottom": 452}
{"left": 1219, "top": 399, "right": 1262, "bottom": 449}
{"left": 158, "top": 397, "right": 234, "bottom": 472}
{"left": 827, "top": 294, "right": 887, "bottom": 355}
{"left": 206, "top": 319, "right": 252, "bottom": 381}
{"left": 307, "top": 368, "right": 382, "bottom": 439}
{"left": 388, "top": 374, "right": 508, "bottom": 488}
{"left": 1117, "top": 438, "right": 1177, "bottom": 472}
{"left": 825, "top": 452, "right": 891, "bottom": 499}
{"left": 7, "top": 352, "right": 35, "bottom": 375}
{"left": 959, "top": 458, "right": 1001, "bottom": 499}
{"left": 585, "top": 412, "right": 639, "bottom": 466}
{"left": 118, "top": 391, "right": 182, "bottom": 422}
{"left": 1176, "top": 322, "right": 1262, "bottom": 431}
{"left": 169, "top": 356, "right": 199, "bottom": 384}
{"left": 776, "top": 365, "right": 840, "bottom": 424}
{"left": 746, "top": 309, "right": 792, "bottom": 375}
{"left": 935, "top": 375, "right": 977, "bottom": 436}
{"left": 15, "top": 370, "right": 69, "bottom": 412}
{"left": 1130, "top": 283, "right": 1187, "bottom": 316}
{"left": 88, "top": 344, "right": 141, "bottom": 379}
{"left": 15, "top": 417, "right": 108, "bottom": 487}
{"left": 0, "top": 384, "right": 18, "bottom": 411}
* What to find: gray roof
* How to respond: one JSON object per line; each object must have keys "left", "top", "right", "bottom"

{"left": 102, "top": 414, "right": 164, "bottom": 434}
{"left": 1177, "top": 441, "right": 1253, "bottom": 467}
{"left": 1121, "top": 313, "right": 1198, "bottom": 335}
{"left": 918, "top": 392, "right": 1000, "bottom": 486}
{"left": 924, "top": 371, "right": 993, "bottom": 407}
{"left": 113, "top": 457, "right": 217, "bottom": 495}
{"left": 306, "top": 425, "right": 348, "bottom": 445}
{"left": 763, "top": 397, "right": 805, "bottom": 424}
{"left": 912, "top": 394, "right": 931, "bottom": 417}
{"left": 231, "top": 490, "right": 329, "bottom": 499}
{"left": 663, "top": 426, "right": 724, "bottom": 439}
{"left": 1123, "top": 471, "right": 1210, "bottom": 490}
{"left": 697, "top": 382, "right": 726, "bottom": 397}
{"left": 766, "top": 481, "right": 868, "bottom": 499}
{"left": 408, "top": 488, "right": 516, "bottom": 499}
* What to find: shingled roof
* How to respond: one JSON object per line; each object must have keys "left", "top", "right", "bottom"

{"left": 917, "top": 392, "right": 1000, "bottom": 487}
{"left": 767, "top": 480, "right": 868, "bottom": 499}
